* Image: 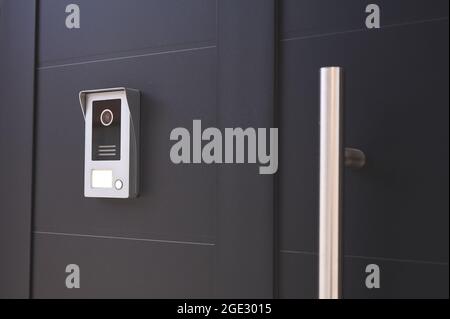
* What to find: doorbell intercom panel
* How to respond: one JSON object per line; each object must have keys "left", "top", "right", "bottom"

{"left": 79, "top": 88, "right": 140, "bottom": 198}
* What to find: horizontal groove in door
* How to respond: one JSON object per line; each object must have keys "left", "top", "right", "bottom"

{"left": 32, "top": 233, "right": 214, "bottom": 298}
{"left": 280, "top": 0, "right": 449, "bottom": 40}
{"left": 34, "top": 231, "right": 215, "bottom": 247}
{"left": 279, "top": 251, "right": 449, "bottom": 299}
{"left": 280, "top": 250, "right": 449, "bottom": 266}
{"left": 38, "top": 0, "right": 217, "bottom": 66}
{"left": 38, "top": 44, "right": 217, "bottom": 70}
{"left": 281, "top": 17, "right": 449, "bottom": 42}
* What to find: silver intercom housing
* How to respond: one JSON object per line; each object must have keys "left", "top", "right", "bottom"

{"left": 79, "top": 88, "right": 140, "bottom": 198}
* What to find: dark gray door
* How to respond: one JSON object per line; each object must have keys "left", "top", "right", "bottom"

{"left": 1, "top": 0, "right": 448, "bottom": 299}
{"left": 31, "top": 0, "right": 275, "bottom": 298}
{"left": 0, "top": 0, "right": 36, "bottom": 298}
{"left": 278, "top": 0, "right": 449, "bottom": 298}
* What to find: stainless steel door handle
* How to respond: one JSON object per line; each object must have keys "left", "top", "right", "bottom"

{"left": 319, "top": 67, "right": 366, "bottom": 299}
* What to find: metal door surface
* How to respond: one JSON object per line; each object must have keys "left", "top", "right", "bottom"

{"left": 278, "top": 0, "right": 449, "bottom": 298}
{"left": 1, "top": 0, "right": 448, "bottom": 299}
{"left": 30, "top": 0, "right": 275, "bottom": 298}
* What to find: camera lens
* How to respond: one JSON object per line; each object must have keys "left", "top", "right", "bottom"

{"left": 100, "top": 109, "right": 114, "bottom": 126}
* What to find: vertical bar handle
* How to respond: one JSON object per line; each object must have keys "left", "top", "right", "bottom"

{"left": 319, "top": 67, "right": 344, "bottom": 299}
{"left": 319, "top": 67, "right": 366, "bottom": 299}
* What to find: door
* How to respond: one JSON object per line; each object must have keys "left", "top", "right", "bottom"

{"left": 278, "top": 0, "right": 449, "bottom": 298}
{"left": 31, "top": 0, "right": 275, "bottom": 298}
{"left": 1, "top": 0, "right": 448, "bottom": 299}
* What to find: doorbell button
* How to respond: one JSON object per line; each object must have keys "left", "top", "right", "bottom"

{"left": 115, "top": 179, "right": 123, "bottom": 190}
